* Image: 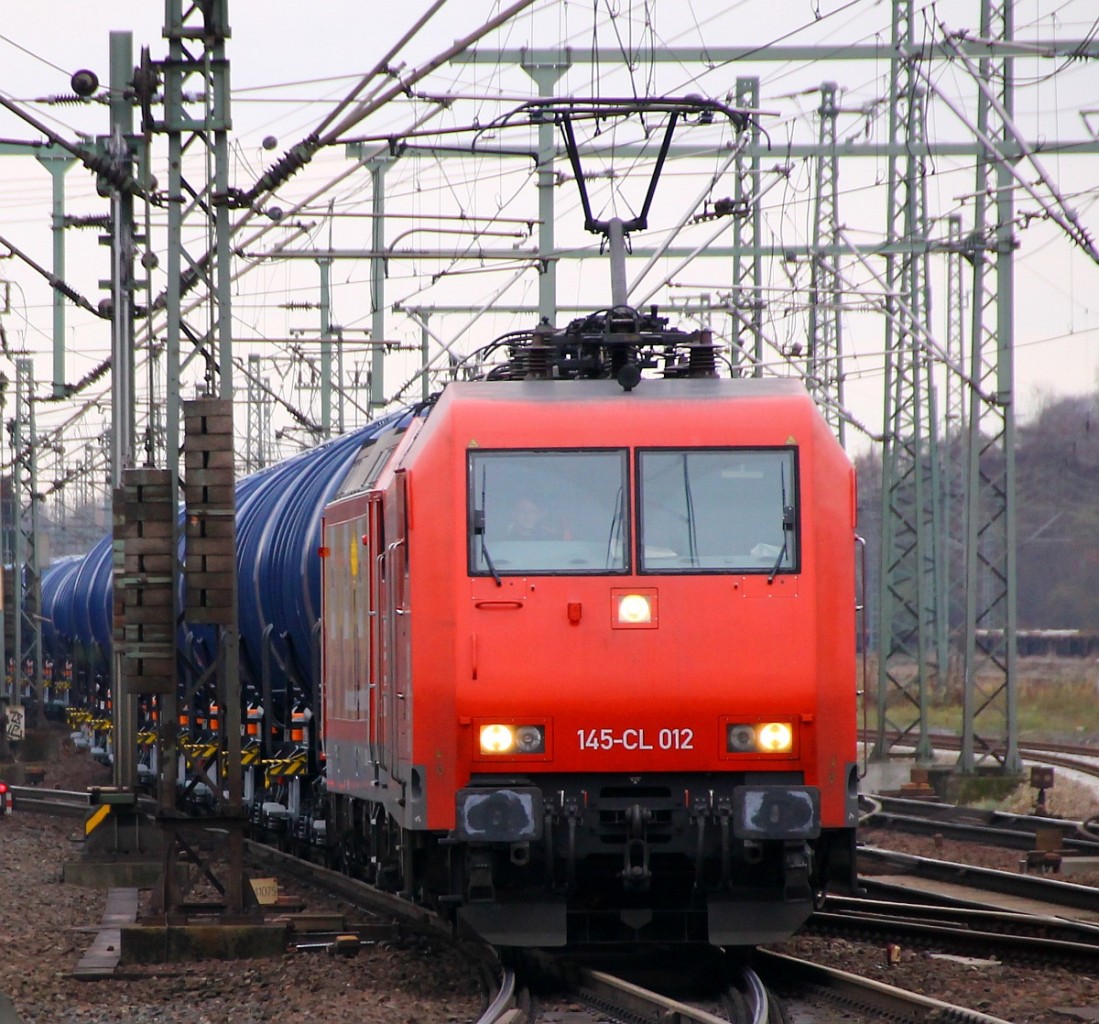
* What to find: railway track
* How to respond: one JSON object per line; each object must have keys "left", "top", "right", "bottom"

{"left": 512, "top": 950, "right": 1015, "bottom": 1024}
{"left": 861, "top": 791, "right": 1099, "bottom": 853}
{"left": 754, "top": 950, "right": 1013, "bottom": 1024}
{"left": 9, "top": 764, "right": 1081, "bottom": 1022}
{"left": 810, "top": 893, "right": 1099, "bottom": 965}
{"left": 858, "top": 843, "right": 1099, "bottom": 913}
{"left": 526, "top": 964, "right": 758, "bottom": 1024}
{"left": 140, "top": 830, "right": 1047, "bottom": 1022}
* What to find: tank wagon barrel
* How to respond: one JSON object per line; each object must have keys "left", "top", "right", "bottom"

{"left": 38, "top": 410, "right": 407, "bottom": 730}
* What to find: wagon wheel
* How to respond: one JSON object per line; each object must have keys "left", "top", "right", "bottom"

{"left": 337, "top": 830, "right": 364, "bottom": 878}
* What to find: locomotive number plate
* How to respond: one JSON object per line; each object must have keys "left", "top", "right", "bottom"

{"left": 577, "top": 728, "right": 694, "bottom": 751}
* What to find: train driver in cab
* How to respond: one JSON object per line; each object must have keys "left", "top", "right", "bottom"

{"left": 505, "top": 495, "right": 572, "bottom": 541}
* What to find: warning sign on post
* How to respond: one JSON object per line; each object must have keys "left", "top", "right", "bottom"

{"left": 250, "top": 877, "right": 279, "bottom": 905}
{"left": 5, "top": 705, "right": 25, "bottom": 743}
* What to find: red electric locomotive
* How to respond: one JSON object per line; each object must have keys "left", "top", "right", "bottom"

{"left": 320, "top": 308, "right": 859, "bottom": 946}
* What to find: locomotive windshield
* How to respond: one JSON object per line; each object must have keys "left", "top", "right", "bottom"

{"left": 469, "top": 449, "right": 629, "bottom": 575}
{"left": 638, "top": 448, "right": 798, "bottom": 574}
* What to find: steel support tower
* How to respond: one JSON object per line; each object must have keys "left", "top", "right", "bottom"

{"left": 245, "top": 354, "right": 274, "bottom": 472}
{"left": 731, "top": 77, "right": 764, "bottom": 375}
{"left": 873, "top": 0, "right": 939, "bottom": 764}
{"left": 808, "top": 82, "right": 845, "bottom": 446}
{"left": 155, "top": 0, "right": 248, "bottom": 916}
{"left": 11, "top": 360, "right": 43, "bottom": 728}
{"left": 960, "top": 0, "right": 1021, "bottom": 774}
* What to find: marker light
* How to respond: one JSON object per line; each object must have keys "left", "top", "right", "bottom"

{"left": 617, "top": 593, "right": 652, "bottom": 624}
{"left": 479, "top": 723, "right": 546, "bottom": 755}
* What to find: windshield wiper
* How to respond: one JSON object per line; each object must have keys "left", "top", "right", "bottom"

{"left": 682, "top": 453, "right": 698, "bottom": 566}
{"left": 604, "top": 485, "right": 624, "bottom": 568}
{"left": 472, "top": 508, "right": 502, "bottom": 587}
{"left": 768, "top": 463, "right": 795, "bottom": 584}
{"left": 767, "top": 528, "right": 789, "bottom": 584}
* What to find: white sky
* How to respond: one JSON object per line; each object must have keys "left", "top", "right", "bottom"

{"left": 1, "top": 0, "right": 1097, "bottom": 475}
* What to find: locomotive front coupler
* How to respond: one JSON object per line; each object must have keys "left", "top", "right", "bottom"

{"left": 620, "top": 802, "right": 654, "bottom": 890}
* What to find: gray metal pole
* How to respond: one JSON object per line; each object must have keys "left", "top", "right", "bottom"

{"left": 369, "top": 159, "right": 388, "bottom": 414}
{"left": 109, "top": 30, "right": 138, "bottom": 791}
{"left": 607, "top": 217, "right": 628, "bottom": 309}
{"left": 37, "top": 154, "right": 76, "bottom": 398}
{"left": 420, "top": 313, "right": 431, "bottom": 403}
{"left": 318, "top": 257, "right": 332, "bottom": 437}
{"left": 521, "top": 56, "right": 569, "bottom": 326}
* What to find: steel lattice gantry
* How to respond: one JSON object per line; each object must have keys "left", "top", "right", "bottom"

{"left": 151, "top": 0, "right": 247, "bottom": 915}
{"left": 731, "top": 77, "right": 764, "bottom": 375}
{"left": 808, "top": 82, "right": 845, "bottom": 446}
{"left": 959, "top": 0, "right": 1021, "bottom": 774}
{"left": 11, "top": 360, "right": 44, "bottom": 729}
{"left": 873, "top": 0, "right": 940, "bottom": 765}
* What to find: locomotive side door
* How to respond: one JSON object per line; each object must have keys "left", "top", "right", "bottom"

{"left": 366, "top": 492, "right": 384, "bottom": 772}
{"left": 392, "top": 470, "right": 413, "bottom": 777}
{"left": 380, "top": 471, "right": 411, "bottom": 786}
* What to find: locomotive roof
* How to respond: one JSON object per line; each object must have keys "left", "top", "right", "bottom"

{"left": 439, "top": 375, "right": 810, "bottom": 404}
{"left": 329, "top": 376, "right": 823, "bottom": 505}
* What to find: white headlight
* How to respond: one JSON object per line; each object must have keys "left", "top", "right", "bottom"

{"left": 480, "top": 724, "right": 515, "bottom": 754}
{"left": 617, "top": 593, "right": 652, "bottom": 624}
{"left": 757, "top": 722, "right": 794, "bottom": 753}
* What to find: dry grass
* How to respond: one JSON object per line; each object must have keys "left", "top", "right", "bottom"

{"left": 862, "top": 656, "right": 1099, "bottom": 745}
{"left": 996, "top": 774, "right": 1099, "bottom": 820}
{"left": 862, "top": 656, "right": 1099, "bottom": 816}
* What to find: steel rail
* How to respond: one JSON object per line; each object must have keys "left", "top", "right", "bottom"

{"left": 826, "top": 894, "right": 1099, "bottom": 942}
{"left": 7, "top": 785, "right": 92, "bottom": 817}
{"left": 810, "top": 907, "right": 1099, "bottom": 966}
{"left": 576, "top": 967, "right": 735, "bottom": 1024}
{"left": 475, "top": 967, "right": 517, "bottom": 1024}
{"left": 858, "top": 845, "right": 1099, "bottom": 914}
{"left": 755, "top": 948, "right": 1015, "bottom": 1024}
{"left": 862, "top": 795, "right": 1099, "bottom": 855}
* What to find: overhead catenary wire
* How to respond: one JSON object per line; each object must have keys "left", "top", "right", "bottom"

{"left": 6, "top": 2, "right": 1099, "bottom": 482}
{"left": 913, "top": 25, "right": 1099, "bottom": 267}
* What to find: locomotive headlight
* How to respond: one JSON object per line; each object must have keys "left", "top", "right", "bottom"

{"left": 725, "top": 721, "right": 795, "bottom": 754}
{"left": 617, "top": 593, "right": 652, "bottom": 624}
{"left": 478, "top": 723, "right": 546, "bottom": 755}
{"left": 514, "top": 725, "right": 546, "bottom": 753}
{"left": 480, "top": 724, "right": 515, "bottom": 754}
{"left": 727, "top": 724, "right": 757, "bottom": 752}
{"left": 757, "top": 722, "right": 794, "bottom": 753}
